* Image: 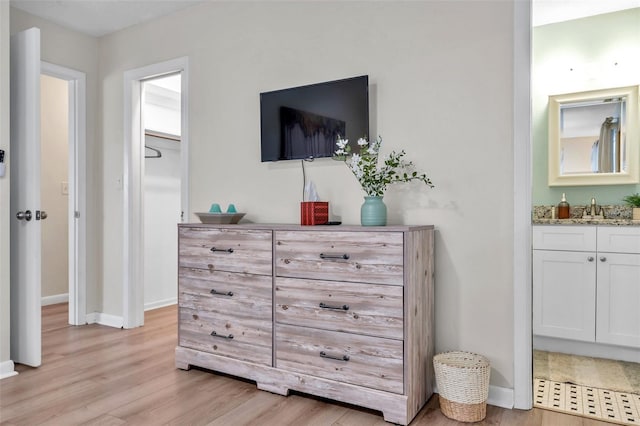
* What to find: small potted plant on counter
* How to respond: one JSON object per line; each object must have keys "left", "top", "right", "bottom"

{"left": 622, "top": 193, "right": 640, "bottom": 220}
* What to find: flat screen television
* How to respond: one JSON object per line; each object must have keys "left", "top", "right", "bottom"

{"left": 260, "top": 75, "right": 369, "bottom": 162}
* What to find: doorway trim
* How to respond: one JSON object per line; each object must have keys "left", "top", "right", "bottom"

{"left": 123, "top": 57, "right": 189, "bottom": 329}
{"left": 40, "top": 61, "right": 87, "bottom": 326}
{"left": 513, "top": 0, "right": 533, "bottom": 410}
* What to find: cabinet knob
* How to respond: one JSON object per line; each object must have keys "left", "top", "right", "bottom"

{"left": 587, "top": 256, "right": 594, "bottom": 262}
{"left": 599, "top": 256, "right": 607, "bottom": 262}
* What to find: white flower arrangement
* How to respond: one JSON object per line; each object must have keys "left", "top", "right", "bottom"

{"left": 334, "top": 136, "right": 434, "bottom": 197}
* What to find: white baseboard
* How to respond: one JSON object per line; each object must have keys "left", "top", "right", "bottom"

{"left": 487, "top": 385, "right": 514, "bottom": 409}
{"left": 41, "top": 293, "right": 69, "bottom": 306}
{"left": 0, "top": 360, "right": 18, "bottom": 380}
{"left": 85, "top": 312, "right": 124, "bottom": 328}
{"left": 534, "top": 335, "right": 639, "bottom": 363}
{"left": 434, "top": 384, "right": 514, "bottom": 409}
{"left": 144, "top": 297, "right": 177, "bottom": 311}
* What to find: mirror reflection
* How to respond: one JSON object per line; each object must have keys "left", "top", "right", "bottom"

{"left": 560, "top": 97, "right": 625, "bottom": 174}
{"left": 548, "top": 85, "right": 639, "bottom": 186}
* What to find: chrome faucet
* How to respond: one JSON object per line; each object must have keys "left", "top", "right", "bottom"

{"left": 589, "top": 197, "right": 598, "bottom": 216}
{"left": 583, "top": 197, "right": 604, "bottom": 218}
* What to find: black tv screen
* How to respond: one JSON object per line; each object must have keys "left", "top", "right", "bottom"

{"left": 260, "top": 75, "right": 369, "bottom": 162}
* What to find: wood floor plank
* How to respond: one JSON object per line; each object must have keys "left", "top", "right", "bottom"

{"left": 0, "top": 303, "right": 615, "bottom": 425}
{"left": 117, "top": 371, "right": 255, "bottom": 425}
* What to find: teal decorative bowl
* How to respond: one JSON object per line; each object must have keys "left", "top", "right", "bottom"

{"left": 195, "top": 212, "right": 246, "bottom": 224}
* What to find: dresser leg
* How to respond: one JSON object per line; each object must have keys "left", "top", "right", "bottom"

{"left": 382, "top": 412, "right": 407, "bottom": 426}
{"left": 175, "top": 360, "right": 191, "bottom": 370}
{"left": 256, "top": 382, "right": 290, "bottom": 396}
{"left": 175, "top": 347, "right": 191, "bottom": 370}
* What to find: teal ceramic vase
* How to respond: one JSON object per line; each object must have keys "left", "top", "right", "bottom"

{"left": 360, "top": 196, "right": 387, "bottom": 226}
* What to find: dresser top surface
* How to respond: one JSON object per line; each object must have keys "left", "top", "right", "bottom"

{"left": 179, "top": 223, "right": 434, "bottom": 232}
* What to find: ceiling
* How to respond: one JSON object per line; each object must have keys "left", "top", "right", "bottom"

{"left": 533, "top": 0, "right": 639, "bottom": 26}
{"left": 10, "top": 0, "right": 205, "bottom": 37}
{"left": 9, "top": 0, "right": 640, "bottom": 37}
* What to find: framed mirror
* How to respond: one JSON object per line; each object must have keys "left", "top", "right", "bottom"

{"left": 548, "top": 85, "right": 639, "bottom": 186}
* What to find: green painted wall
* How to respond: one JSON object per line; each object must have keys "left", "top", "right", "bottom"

{"left": 532, "top": 8, "right": 640, "bottom": 207}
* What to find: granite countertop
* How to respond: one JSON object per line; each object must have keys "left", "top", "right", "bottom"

{"left": 532, "top": 205, "right": 640, "bottom": 226}
{"left": 532, "top": 218, "right": 639, "bottom": 226}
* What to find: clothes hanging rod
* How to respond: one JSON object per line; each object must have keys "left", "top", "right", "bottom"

{"left": 145, "top": 129, "right": 181, "bottom": 142}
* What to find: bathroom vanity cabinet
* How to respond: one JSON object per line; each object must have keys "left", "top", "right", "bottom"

{"left": 533, "top": 225, "right": 640, "bottom": 349}
{"left": 175, "top": 224, "right": 435, "bottom": 425}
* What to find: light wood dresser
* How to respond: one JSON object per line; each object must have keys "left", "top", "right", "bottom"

{"left": 175, "top": 224, "right": 435, "bottom": 425}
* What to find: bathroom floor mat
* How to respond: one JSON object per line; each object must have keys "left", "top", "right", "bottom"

{"left": 534, "top": 350, "right": 640, "bottom": 394}
{"left": 534, "top": 378, "right": 640, "bottom": 425}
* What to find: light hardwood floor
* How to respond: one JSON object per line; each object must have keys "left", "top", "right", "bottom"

{"left": 0, "top": 303, "right": 611, "bottom": 425}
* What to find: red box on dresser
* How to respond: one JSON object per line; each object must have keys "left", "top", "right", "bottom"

{"left": 300, "top": 201, "right": 328, "bottom": 225}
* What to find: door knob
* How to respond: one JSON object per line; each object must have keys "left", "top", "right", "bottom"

{"left": 16, "top": 210, "right": 32, "bottom": 221}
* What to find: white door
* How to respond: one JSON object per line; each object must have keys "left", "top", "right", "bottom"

{"left": 10, "top": 28, "right": 42, "bottom": 367}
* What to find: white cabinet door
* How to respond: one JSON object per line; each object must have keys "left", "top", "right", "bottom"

{"left": 596, "top": 253, "right": 640, "bottom": 348}
{"left": 533, "top": 250, "right": 597, "bottom": 341}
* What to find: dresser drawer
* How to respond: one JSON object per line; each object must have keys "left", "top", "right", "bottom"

{"left": 179, "top": 267, "right": 272, "bottom": 318}
{"left": 275, "top": 230, "right": 404, "bottom": 285}
{"left": 598, "top": 227, "right": 640, "bottom": 254}
{"left": 179, "top": 227, "right": 272, "bottom": 275}
{"left": 179, "top": 308, "right": 272, "bottom": 366}
{"left": 275, "top": 324, "right": 403, "bottom": 394}
{"left": 275, "top": 277, "right": 403, "bottom": 340}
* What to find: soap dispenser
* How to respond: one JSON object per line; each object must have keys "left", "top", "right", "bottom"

{"left": 557, "top": 193, "right": 570, "bottom": 219}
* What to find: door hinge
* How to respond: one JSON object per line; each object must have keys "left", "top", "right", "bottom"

{"left": 74, "top": 211, "right": 80, "bottom": 219}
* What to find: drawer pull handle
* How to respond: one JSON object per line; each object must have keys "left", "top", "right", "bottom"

{"left": 319, "top": 351, "right": 349, "bottom": 362}
{"left": 211, "top": 247, "right": 234, "bottom": 253}
{"left": 210, "top": 330, "right": 234, "bottom": 340}
{"left": 319, "top": 253, "right": 349, "bottom": 260}
{"left": 210, "top": 289, "right": 234, "bottom": 297}
{"left": 319, "top": 302, "right": 349, "bottom": 311}
{"left": 587, "top": 256, "right": 594, "bottom": 262}
{"left": 600, "top": 256, "right": 607, "bottom": 262}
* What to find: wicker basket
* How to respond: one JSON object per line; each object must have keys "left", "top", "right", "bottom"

{"left": 433, "top": 351, "right": 491, "bottom": 422}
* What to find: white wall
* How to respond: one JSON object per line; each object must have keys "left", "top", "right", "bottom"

{"left": 10, "top": 7, "right": 100, "bottom": 313}
{"left": 40, "top": 74, "right": 69, "bottom": 299}
{"left": 0, "top": 1, "right": 12, "bottom": 376}
{"left": 99, "top": 1, "right": 516, "bottom": 389}
{"left": 144, "top": 135, "right": 180, "bottom": 309}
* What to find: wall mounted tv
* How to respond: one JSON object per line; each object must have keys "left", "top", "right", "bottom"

{"left": 260, "top": 75, "right": 369, "bottom": 162}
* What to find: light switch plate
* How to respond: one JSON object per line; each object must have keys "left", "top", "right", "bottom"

{"left": 61, "top": 181, "right": 69, "bottom": 195}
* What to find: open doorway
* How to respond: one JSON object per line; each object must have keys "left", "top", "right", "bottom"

{"left": 123, "top": 57, "right": 189, "bottom": 328}
{"left": 40, "top": 74, "right": 69, "bottom": 324}
{"left": 40, "top": 62, "right": 87, "bottom": 328}
{"left": 530, "top": 4, "right": 640, "bottom": 423}
{"left": 142, "top": 74, "right": 182, "bottom": 311}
